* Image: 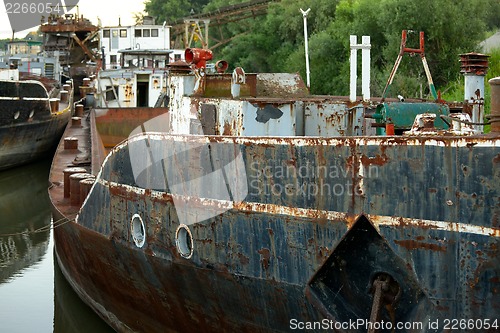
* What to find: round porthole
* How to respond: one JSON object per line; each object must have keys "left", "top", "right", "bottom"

{"left": 131, "top": 214, "right": 146, "bottom": 248}
{"left": 175, "top": 224, "right": 193, "bottom": 259}
{"left": 14, "top": 111, "right": 20, "bottom": 120}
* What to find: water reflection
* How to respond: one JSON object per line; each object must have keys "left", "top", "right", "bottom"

{"left": 0, "top": 159, "right": 52, "bottom": 283}
{"left": 0, "top": 159, "right": 114, "bottom": 333}
{"left": 53, "top": 258, "right": 115, "bottom": 333}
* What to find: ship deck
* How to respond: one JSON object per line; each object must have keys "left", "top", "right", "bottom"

{"left": 49, "top": 110, "right": 91, "bottom": 222}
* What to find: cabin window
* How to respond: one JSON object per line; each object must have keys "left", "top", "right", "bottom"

{"left": 103, "top": 29, "right": 110, "bottom": 38}
{"left": 110, "top": 55, "right": 117, "bottom": 64}
{"left": 135, "top": 29, "right": 142, "bottom": 37}
{"left": 112, "top": 30, "right": 118, "bottom": 38}
{"left": 174, "top": 54, "right": 181, "bottom": 61}
{"left": 105, "top": 85, "right": 119, "bottom": 101}
{"left": 120, "top": 29, "right": 127, "bottom": 38}
{"left": 151, "top": 29, "right": 159, "bottom": 37}
{"left": 143, "top": 29, "right": 150, "bottom": 37}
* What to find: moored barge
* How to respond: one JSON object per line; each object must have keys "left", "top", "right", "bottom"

{"left": 49, "top": 39, "right": 500, "bottom": 332}
{"left": 0, "top": 68, "right": 73, "bottom": 171}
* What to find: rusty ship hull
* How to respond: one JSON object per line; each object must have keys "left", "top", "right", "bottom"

{"left": 48, "top": 44, "right": 500, "bottom": 332}
{"left": 0, "top": 109, "right": 71, "bottom": 170}
{"left": 50, "top": 133, "right": 500, "bottom": 332}
{"left": 0, "top": 73, "right": 72, "bottom": 171}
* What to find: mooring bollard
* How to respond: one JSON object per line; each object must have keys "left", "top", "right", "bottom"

{"left": 60, "top": 90, "right": 69, "bottom": 103}
{"left": 63, "top": 167, "right": 87, "bottom": 198}
{"left": 72, "top": 117, "right": 82, "bottom": 127}
{"left": 49, "top": 98, "right": 60, "bottom": 112}
{"left": 75, "top": 104, "right": 84, "bottom": 117}
{"left": 64, "top": 137, "right": 78, "bottom": 150}
{"left": 79, "top": 177, "right": 96, "bottom": 205}
{"left": 69, "top": 173, "right": 94, "bottom": 206}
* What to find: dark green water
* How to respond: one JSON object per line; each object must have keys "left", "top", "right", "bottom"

{"left": 0, "top": 159, "right": 115, "bottom": 333}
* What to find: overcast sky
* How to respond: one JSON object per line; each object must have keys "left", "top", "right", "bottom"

{"left": 0, "top": 0, "right": 147, "bottom": 39}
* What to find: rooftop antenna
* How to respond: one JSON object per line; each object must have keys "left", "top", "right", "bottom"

{"left": 300, "top": 8, "right": 311, "bottom": 89}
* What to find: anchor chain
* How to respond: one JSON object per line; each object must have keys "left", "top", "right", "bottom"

{"left": 368, "top": 273, "right": 400, "bottom": 333}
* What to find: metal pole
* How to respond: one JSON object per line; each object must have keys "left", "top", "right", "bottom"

{"left": 350, "top": 35, "right": 371, "bottom": 102}
{"left": 350, "top": 35, "right": 357, "bottom": 102}
{"left": 361, "top": 36, "right": 371, "bottom": 101}
{"left": 300, "top": 8, "right": 311, "bottom": 89}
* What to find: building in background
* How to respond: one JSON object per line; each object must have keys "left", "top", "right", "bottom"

{"left": 480, "top": 30, "right": 500, "bottom": 53}
{"left": 100, "top": 16, "right": 180, "bottom": 69}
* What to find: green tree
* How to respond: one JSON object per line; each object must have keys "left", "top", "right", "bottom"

{"left": 380, "top": 0, "right": 491, "bottom": 97}
{"left": 144, "top": 0, "right": 210, "bottom": 24}
{"left": 143, "top": 0, "right": 500, "bottom": 97}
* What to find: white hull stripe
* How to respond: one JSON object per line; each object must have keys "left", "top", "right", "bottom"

{"left": 77, "top": 178, "right": 500, "bottom": 238}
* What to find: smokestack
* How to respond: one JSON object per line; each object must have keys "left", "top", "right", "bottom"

{"left": 460, "top": 53, "right": 489, "bottom": 132}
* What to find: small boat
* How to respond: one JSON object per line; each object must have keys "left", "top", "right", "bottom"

{"left": 49, "top": 31, "right": 500, "bottom": 332}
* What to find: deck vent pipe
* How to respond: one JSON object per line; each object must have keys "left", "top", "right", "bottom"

{"left": 489, "top": 77, "right": 500, "bottom": 133}
{"left": 460, "top": 53, "right": 489, "bottom": 132}
{"left": 185, "top": 48, "right": 213, "bottom": 69}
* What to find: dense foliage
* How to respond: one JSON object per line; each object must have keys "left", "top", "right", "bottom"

{"left": 145, "top": 0, "right": 499, "bottom": 98}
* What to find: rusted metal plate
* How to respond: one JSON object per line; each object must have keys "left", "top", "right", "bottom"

{"left": 200, "top": 103, "right": 217, "bottom": 135}
{"left": 94, "top": 107, "right": 169, "bottom": 148}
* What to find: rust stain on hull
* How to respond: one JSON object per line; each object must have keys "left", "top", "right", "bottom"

{"left": 394, "top": 239, "right": 447, "bottom": 252}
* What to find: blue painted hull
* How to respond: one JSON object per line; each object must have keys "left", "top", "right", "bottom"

{"left": 53, "top": 134, "right": 500, "bottom": 332}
